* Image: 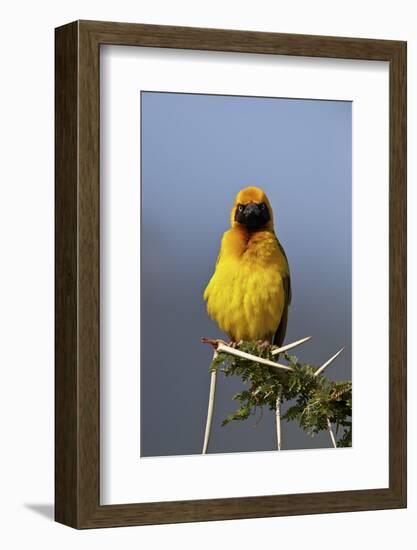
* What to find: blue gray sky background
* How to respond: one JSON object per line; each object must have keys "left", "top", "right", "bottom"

{"left": 140, "top": 91, "right": 352, "bottom": 457}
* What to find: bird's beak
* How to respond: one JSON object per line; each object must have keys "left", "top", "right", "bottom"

{"left": 243, "top": 203, "right": 261, "bottom": 228}
{"left": 244, "top": 203, "right": 260, "bottom": 218}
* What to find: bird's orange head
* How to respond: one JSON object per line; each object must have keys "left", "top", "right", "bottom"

{"left": 230, "top": 186, "right": 274, "bottom": 232}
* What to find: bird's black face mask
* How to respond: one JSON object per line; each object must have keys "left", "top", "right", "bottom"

{"left": 235, "top": 202, "right": 270, "bottom": 230}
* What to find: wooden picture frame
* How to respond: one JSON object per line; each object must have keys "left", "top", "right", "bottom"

{"left": 55, "top": 20, "right": 407, "bottom": 529}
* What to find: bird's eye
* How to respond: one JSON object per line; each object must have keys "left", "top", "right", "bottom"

{"left": 238, "top": 205, "right": 244, "bottom": 212}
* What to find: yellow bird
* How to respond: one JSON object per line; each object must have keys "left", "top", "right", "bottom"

{"left": 203, "top": 186, "right": 291, "bottom": 345}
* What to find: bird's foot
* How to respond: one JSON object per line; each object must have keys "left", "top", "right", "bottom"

{"left": 201, "top": 338, "right": 243, "bottom": 351}
{"left": 257, "top": 340, "right": 272, "bottom": 351}
{"left": 228, "top": 340, "right": 243, "bottom": 349}
{"left": 201, "top": 337, "right": 229, "bottom": 350}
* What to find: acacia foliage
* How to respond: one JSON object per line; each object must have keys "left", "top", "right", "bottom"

{"left": 210, "top": 341, "right": 352, "bottom": 448}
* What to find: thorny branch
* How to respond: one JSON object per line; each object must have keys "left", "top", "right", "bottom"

{"left": 201, "top": 337, "right": 351, "bottom": 453}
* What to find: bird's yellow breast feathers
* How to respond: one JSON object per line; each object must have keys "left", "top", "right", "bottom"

{"left": 203, "top": 186, "right": 291, "bottom": 343}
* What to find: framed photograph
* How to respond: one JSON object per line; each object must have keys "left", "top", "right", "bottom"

{"left": 55, "top": 20, "right": 406, "bottom": 528}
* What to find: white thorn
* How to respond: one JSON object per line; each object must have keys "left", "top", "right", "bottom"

{"left": 271, "top": 336, "right": 312, "bottom": 356}
{"left": 314, "top": 347, "right": 345, "bottom": 377}
{"left": 217, "top": 343, "right": 293, "bottom": 371}
{"left": 202, "top": 353, "right": 218, "bottom": 454}
{"left": 327, "top": 417, "right": 337, "bottom": 448}
{"left": 276, "top": 394, "right": 282, "bottom": 451}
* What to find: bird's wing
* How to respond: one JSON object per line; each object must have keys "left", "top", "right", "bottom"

{"left": 276, "top": 239, "right": 291, "bottom": 304}
{"left": 273, "top": 239, "right": 291, "bottom": 347}
{"left": 273, "top": 274, "right": 291, "bottom": 347}
{"left": 203, "top": 236, "right": 224, "bottom": 302}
